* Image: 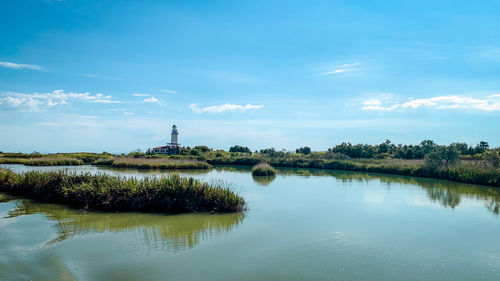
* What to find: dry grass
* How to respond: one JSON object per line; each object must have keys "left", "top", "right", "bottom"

{"left": 110, "top": 157, "right": 212, "bottom": 170}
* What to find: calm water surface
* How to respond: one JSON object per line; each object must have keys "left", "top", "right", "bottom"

{"left": 1, "top": 164, "right": 500, "bottom": 281}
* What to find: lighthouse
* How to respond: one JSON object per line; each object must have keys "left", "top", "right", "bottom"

{"left": 151, "top": 124, "right": 182, "bottom": 154}
{"left": 170, "top": 124, "right": 179, "bottom": 145}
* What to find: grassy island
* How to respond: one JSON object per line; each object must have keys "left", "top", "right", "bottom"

{"left": 0, "top": 169, "right": 244, "bottom": 213}
{"left": 100, "top": 157, "right": 212, "bottom": 170}
{"left": 252, "top": 163, "right": 277, "bottom": 176}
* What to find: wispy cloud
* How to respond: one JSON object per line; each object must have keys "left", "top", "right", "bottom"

{"left": 190, "top": 103, "right": 264, "bottom": 113}
{"left": 361, "top": 94, "right": 500, "bottom": 112}
{"left": 0, "top": 61, "right": 43, "bottom": 71}
{"left": 159, "top": 89, "right": 178, "bottom": 94}
{"left": 82, "top": 73, "right": 122, "bottom": 80}
{"left": 0, "top": 89, "right": 120, "bottom": 111}
{"left": 92, "top": 99, "right": 121, "bottom": 104}
{"left": 132, "top": 93, "right": 149, "bottom": 97}
{"left": 321, "top": 62, "right": 359, "bottom": 75}
{"left": 143, "top": 97, "right": 159, "bottom": 103}
{"left": 361, "top": 99, "right": 400, "bottom": 111}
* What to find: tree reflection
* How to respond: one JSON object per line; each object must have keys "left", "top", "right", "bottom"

{"left": 214, "top": 165, "right": 500, "bottom": 215}
{"left": 330, "top": 171, "right": 500, "bottom": 215}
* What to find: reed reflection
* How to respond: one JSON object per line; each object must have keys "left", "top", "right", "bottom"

{"left": 6, "top": 199, "right": 244, "bottom": 250}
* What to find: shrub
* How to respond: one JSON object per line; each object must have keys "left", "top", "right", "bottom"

{"left": 252, "top": 163, "right": 276, "bottom": 176}
{"left": 484, "top": 151, "right": 500, "bottom": 168}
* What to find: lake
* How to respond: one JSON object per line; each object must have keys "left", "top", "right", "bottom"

{"left": 1, "top": 164, "right": 500, "bottom": 281}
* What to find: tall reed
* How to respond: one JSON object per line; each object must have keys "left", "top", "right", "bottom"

{"left": 0, "top": 169, "right": 244, "bottom": 213}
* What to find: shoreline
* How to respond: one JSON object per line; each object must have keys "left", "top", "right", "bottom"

{"left": 1, "top": 159, "right": 498, "bottom": 188}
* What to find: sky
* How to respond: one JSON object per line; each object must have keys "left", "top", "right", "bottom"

{"left": 1, "top": 0, "right": 500, "bottom": 153}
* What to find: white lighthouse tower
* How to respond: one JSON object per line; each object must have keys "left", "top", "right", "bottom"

{"left": 170, "top": 124, "right": 179, "bottom": 146}
{"left": 151, "top": 124, "right": 182, "bottom": 154}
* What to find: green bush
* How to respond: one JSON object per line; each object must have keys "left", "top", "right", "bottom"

{"left": 252, "top": 163, "right": 276, "bottom": 176}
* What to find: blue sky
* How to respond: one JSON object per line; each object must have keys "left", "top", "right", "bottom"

{"left": 1, "top": 0, "right": 499, "bottom": 153}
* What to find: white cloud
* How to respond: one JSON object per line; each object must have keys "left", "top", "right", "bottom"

{"left": 92, "top": 99, "right": 121, "bottom": 104}
{"left": 159, "top": 89, "right": 178, "bottom": 94}
{"left": 1, "top": 96, "right": 43, "bottom": 111}
{"left": 0, "top": 89, "right": 120, "bottom": 111}
{"left": 132, "top": 93, "right": 149, "bottom": 97}
{"left": 361, "top": 99, "right": 400, "bottom": 111}
{"left": 323, "top": 69, "right": 353, "bottom": 75}
{"left": 321, "top": 62, "right": 359, "bottom": 75}
{"left": 0, "top": 61, "right": 43, "bottom": 71}
{"left": 143, "top": 97, "right": 159, "bottom": 103}
{"left": 361, "top": 94, "right": 500, "bottom": 112}
{"left": 123, "top": 112, "right": 134, "bottom": 115}
{"left": 190, "top": 103, "right": 264, "bottom": 113}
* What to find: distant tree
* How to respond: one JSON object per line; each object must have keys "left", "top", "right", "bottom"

{"left": 474, "top": 141, "right": 490, "bottom": 154}
{"left": 259, "top": 148, "right": 277, "bottom": 157}
{"left": 229, "top": 145, "right": 252, "bottom": 154}
{"left": 449, "top": 142, "right": 470, "bottom": 155}
{"left": 420, "top": 140, "right": 437, "bottom": 155}
{"left": 376, "top": 139, "right": 394, "bottom": 154}
{"left": 425, "top": 146, "right": 460, "bottom": 169}
{"left": 194, "top": 145, "right": 211, "bottom": 152}
{"left": 295, "top": 146, "right": 312, "bottom": 155}
{"left": 190, "top": 149, "right": 201, "bottom": 156}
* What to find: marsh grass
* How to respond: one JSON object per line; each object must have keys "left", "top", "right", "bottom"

{"left": 109, "top": 158, "right": 212, "bottom": 170}
{"left": 0, "top": 169, "right": 244, "bottom": 213}
{"left": 0, "top": 157, "right": 83, "bottom": 166}
{"left": 25, "top": 157, "right": 83, "bottom": 166}
{"left": 0, "top": 158, "right": 29, "bottom": 164}
{"left": 252, "top": 163, "right": 277, "bottom": 176}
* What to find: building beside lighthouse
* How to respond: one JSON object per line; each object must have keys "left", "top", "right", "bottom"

{"left": 152, "top": 125, "right": 182, "bottom": 154}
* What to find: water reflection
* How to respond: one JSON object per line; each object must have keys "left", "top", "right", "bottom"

{"left": 252, "top": 174, "right": 276, "bottom": 186}
{"left": 0, "top": 193, "right": 16, "bottom": 203}
{"left": 5, "top": 199, "right": 244, "bottom": 250}
{"left": 3, "top": 163, "right": 500, "bottom": 216}
{"left": 212, "top": 165, "right": 500, "bottom": 215}
{"left": 329, "top": 171, "right": 500, "bottom": 215}
{"left": 214, "top": 165, "right": 251, "bottom": 173}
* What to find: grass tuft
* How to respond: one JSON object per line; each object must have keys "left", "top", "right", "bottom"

{"left": 252, "top": 163, "right": 277, "bottom": 176}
